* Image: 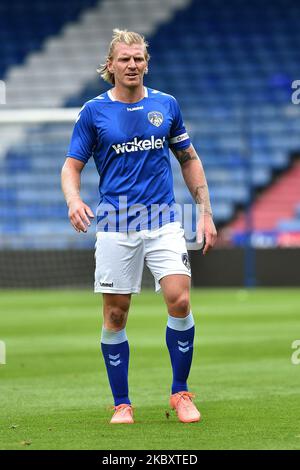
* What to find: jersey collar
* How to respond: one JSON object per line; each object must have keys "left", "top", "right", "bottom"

{"left": 107, "top": 86, "right": 148, "bottom": 102}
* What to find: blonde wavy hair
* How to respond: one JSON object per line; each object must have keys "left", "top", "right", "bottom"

{"left": 97, "top": 29, "right": 150, "bottom": 85}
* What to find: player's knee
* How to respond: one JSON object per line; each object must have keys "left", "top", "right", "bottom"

{"left": 168, "top": 293, "right": 190, "bottom": 317}
{"left": 107, "top": 307, "right": 128, "bottom": 329}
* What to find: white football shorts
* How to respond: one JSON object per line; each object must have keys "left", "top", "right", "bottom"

{"left": 94, "top": 222, "right": 191, "bottom": 294}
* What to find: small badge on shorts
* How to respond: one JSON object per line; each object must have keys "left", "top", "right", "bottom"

{"left": 181, "top": 253, "right": 191, "bottom": 272}
{"left": 148, "top": 111, "right": 163, "bottom": 127}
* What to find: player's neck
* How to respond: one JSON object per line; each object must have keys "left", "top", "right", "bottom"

{"left": 110, "top": 85, "right": 145, "bottom": 103}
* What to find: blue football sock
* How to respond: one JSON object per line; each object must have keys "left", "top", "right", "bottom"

{"left": 101, "top": 327, "right": 131, "bottom": 406}
{"left": 166, "top": 312, "right": 195, "bottom": 394}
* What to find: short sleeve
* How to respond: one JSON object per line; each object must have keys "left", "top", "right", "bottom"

{"left": 66, "top": 103, "right": 97, "bottom": 164}
{"left": 168, "top": 97, "right": 191, "bottom": 150}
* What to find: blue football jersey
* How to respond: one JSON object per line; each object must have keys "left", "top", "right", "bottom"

{"left": 66, "top": 86, "right": 191, "bottom": 231}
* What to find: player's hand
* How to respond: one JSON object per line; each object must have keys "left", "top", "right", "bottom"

{"left": 197, "top": 213, "right": 217, "bottom": 255}
{"left": 68, "top": 198, "right": 94, "bottom": 233}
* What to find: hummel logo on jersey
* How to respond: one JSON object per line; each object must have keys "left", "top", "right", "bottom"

{"left": 112, "top": 136, "right": 166, "bottom": 154}
{"left": 127, "top": 105, "right": 144, "bottom": 111}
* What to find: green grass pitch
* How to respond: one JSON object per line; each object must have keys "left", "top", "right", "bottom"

{"left": 0, "top": 288, "right": 300, "bottom": 450}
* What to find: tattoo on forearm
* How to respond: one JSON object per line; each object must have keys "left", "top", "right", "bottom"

{"left": 174, "top": 146, "right": 213, "bottom": 216}
{"left": 194, "top": 184, "right": 213, "bottom": 216}
{"left": 174, "top": 149, "right": 199, "bottom": 166}
{"left": 194, "top": 185, "right": 205, "bottom": 204}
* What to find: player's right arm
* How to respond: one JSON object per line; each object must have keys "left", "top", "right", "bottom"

{"left": 61, "top": 157, "right": 94, "bottom": 233}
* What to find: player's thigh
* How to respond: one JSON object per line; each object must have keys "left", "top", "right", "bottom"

{"left": 145, "top": 222, "right": 191, "bottom": 293}
{"left": 94, "top": 231, "right": 144, "bottom": 294}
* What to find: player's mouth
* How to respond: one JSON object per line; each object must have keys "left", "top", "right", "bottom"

{"left": 126, "top": 73, "right": 139, "bottom": 78}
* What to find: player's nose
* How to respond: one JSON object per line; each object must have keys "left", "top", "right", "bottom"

{"left": 128, "top": 57, "right": 137, "bottom": 69}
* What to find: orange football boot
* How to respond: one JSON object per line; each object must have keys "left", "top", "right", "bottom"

{"left": 110, "top": 404, "right": 134, "bottom": 424}
{"left": 170, "top": 391, "right": 201, "bottom": 423}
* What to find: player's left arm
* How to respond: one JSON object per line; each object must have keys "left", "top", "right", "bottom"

{"left": 171, "top": 144, "right": 217, "bottom": 254}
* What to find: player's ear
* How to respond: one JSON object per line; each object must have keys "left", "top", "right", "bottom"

{"left": 107, "top": 59, "right": 114, "bottom": 73}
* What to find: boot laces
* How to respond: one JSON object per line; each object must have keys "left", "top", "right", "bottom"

{"left": 112, "top": 404, "right": 132, "bottom": 416}
{"left": 176, "top": 392, "right": 195, "bottom": 409}
{"left": 178, "top": 392, "right": 195, "bottom": 400}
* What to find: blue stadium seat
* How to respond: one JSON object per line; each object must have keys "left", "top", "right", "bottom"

{"left": 277, "top": 219, "right": 300, "bottom": 232}
{"left": 295, "top": 205, "right": 300, "bottom": 219}
{"left": 0, "top": 0, "right": 100, "bottom": 79}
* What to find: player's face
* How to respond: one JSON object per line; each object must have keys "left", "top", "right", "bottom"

{"left": 108, "top": 43, "right": 148, "bottom": 88}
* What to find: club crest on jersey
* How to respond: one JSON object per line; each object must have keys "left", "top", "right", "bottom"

{"left": 148, "top": 111, "right": 163, "bottom": 127}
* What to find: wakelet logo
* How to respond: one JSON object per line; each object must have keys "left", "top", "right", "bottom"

{"left": 112, "top": 136, "right": 165, "bottom": 154}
